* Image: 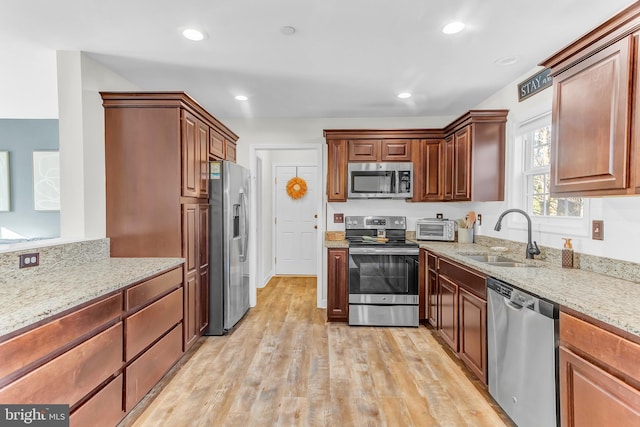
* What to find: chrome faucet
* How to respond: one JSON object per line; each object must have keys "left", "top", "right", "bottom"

{"left": 494, "top": 209, "right": 541, "bottom": 259}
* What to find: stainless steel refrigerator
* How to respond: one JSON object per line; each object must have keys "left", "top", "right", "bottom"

{"left": 205, "top": 160, "right": 250, "bottom": 335}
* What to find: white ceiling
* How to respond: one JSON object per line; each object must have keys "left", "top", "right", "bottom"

{"left": 0, "top": 0, "right": 634, "bottom": 119}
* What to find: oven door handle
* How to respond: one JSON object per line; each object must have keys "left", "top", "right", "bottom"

{"left": 349, "top": 247, "right": 419, "bottom": 256}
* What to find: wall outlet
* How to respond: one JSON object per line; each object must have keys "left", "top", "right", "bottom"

{"left": 334, "top": 213, "right": 344, "bottom": 223}
{"left": 592, "top": 220, "right": 604, "bottom": 240}
{"left": 19, "top": 252, "right": 40, "bottom": 268}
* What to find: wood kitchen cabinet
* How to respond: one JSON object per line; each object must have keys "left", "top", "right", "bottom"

{"left": 426, "top": 251, "right": 439, "bottom": 327}
{"left": 442, "top": 111, "right": 507, "bottom": 202}
{"left": 348, "top": 139, "right": 412, "bottom": 162}
{"left": 0, "top": 266, "right": 184, "bottom": 424}
{"left": 436, "top": 256, "right": 488, "bottom": 384}
{"left": 325, "top": 139, "right": 348, "bottom": 202}
{"left": 559, "top": 310, "right": 640, "bottom": 426}
{"left": 102, "top": 92, "right": 238, "bottom": 351}
{"left": 327, "top": 248, "right": 349, "bottom": 322}
{"left": 541, "top": 3, "right": 640, "bottom": 196}
{"left": 324, "top": 112, "right": 506, "bottom": 203}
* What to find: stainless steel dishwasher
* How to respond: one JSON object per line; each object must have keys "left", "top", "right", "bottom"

{"left": 487, "top": 277, "right": 559, "bottom": 427}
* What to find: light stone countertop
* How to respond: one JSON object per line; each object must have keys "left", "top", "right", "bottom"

{"left": 0, "top": 257, "right": 184, "bottom": 338}
{"left": 324, "top": 239, "right": 640, "bottom": 338}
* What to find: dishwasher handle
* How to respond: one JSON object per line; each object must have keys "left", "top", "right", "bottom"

{"left": 487, "top": 277, "right": 558, "bottom": 319}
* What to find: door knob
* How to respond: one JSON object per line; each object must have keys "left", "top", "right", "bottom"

{"left": 314, "top": 214, "right": 318, "bottom": 218}
{"left": 314, "top": 225, "right": 318, "bottom": 229}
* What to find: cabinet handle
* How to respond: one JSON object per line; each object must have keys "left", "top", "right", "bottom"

{"left": 436, "top": 258, "right": 440, "bottom": 270}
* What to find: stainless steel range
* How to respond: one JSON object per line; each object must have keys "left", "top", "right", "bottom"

{"left": 346, "top": 216, "right": 419, "bottom": 327}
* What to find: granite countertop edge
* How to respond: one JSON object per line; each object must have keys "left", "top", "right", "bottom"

{"left": 324, "top": 239, "right": 640, "bottom": 338}
{"left": 0, "top": 257, "right": 185, "bottom": 338}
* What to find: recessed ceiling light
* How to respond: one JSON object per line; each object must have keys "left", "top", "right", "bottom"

{"left": 397, "top": 92, "right": 412, "bottom": 99}
{"left": 442, "top": 22, "right": 465, "bottom": 35}
{"left": 182, "top": 28, "right": 206, "bottom": 41}
{"left": 235, "top": 95, "right": 248, "bottom": 101}
{"left": 281, "top": 26, "right": 296, "bottom": 35}
{"left": 494, "top": 55, "right": 519, "bottom": 66}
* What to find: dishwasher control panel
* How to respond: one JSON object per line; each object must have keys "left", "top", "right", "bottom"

{"left": 489, "top": 281, "right": 512, "bottom": 298}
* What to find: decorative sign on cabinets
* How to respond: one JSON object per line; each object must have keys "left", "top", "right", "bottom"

{"left": 518, "top": 68, "right": 552, "bottom": 102}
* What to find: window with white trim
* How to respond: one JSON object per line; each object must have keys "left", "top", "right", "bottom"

{"left": 520, "top": 115, "right": 583, "bottom": 219}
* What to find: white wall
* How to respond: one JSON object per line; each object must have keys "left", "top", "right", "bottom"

{"left": 57, "top": 52, "right": 139, "bottom": 240}
{"left": 472, "top": 66, "right": 640, "bottom": 263}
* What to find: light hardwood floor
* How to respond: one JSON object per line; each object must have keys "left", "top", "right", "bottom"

{"left": 123, "top": 276, "right": 512, "bottom": 427}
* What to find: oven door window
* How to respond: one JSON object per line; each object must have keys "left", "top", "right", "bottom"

{"left": 351, "top": 171, "right": 395, "bottom": 194}
{"left": 349, "top": 254, "right": 418, "bottom": 295}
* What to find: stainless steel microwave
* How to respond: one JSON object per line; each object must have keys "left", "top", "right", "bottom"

{"left": 347, "top": 162, "right": 413, "bottom": 199}
{"left": 415, "top": 218, "right": 455, "bottom": 241}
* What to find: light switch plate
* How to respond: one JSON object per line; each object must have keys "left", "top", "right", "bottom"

{"left": 592, "top": 220, "right": 604, "bottom": 240}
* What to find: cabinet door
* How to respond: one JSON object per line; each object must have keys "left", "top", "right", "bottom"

{"left": 560, "top": 346, "right": 640, "bottom": 427}
{"left": 427, "top": 268, "right": 439, "bottom": 328}
{"left": 348, "top": 140, "right": 380, "bottom": 161}
{"left": 453, "top": 127, "right": 471, "bottom": 201}
{"left": 438, "top": 275, "right": 458, "bottom": 352}
{"left": 210, "top": 131, "right": 225, "bottom": 159}
{"left": 443, "top": 135, "right": 454, "bottom": 200}
{"left": 418, "top": 249, "right": 427, "bottom": 321}
{"left": 182, "top": 203, "right": 199, "bottom": 349}
{"left": 327, "top": 139, "right": 348, "bottom": 202}
{"left": 327, "top": 248, "right": 348, "bottom": 322}
{"left": 421, "top": 139, "right": 444, "bottom": 201}
{"left": 459, "top": 288, "right": 487, "bottom": 384}
{"left": 198, "top": 204, "right": 210, "bottom": 333}
{"left": 551, "top": 37, "right": 632, "bottom": 195}
{"left": 225, "top": 140, "right": 236, "bottom": 162}
{"left": 381, "top": 139, "right": 411, "bottom": 161}
{"left": 182, "top": 112, "right": 200, "bottom": 197}
{"left": 198, "top": 123, "right": 209, "bottom": 198}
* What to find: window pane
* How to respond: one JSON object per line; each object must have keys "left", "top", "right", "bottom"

{"left": 532, "top": 195, "right": 546, "bottom": 216}
{"left": 532, "top": 174, "right": 546, "bottom": 195}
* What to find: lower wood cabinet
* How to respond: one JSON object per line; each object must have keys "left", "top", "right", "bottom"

{"left": 0, "top": 322, "right": 123, "bottom": 406}
{"left": 70, "top": 374, "right": 124, "bottom": 427}
{"left": 559, "top": 311, "right": 640, "bottom": 426}
{"left": 0, "top": 266, "right": 185, "bottom": 426}
{"left": 327, "top": 248, "right": 349, "bottom": 322}
{"left": 426, "top": 251, "right": 439, "bottom": 327}
{"left": 436, "top": 256, "right": 488, "bottom": 384}
{"left": 125, "top": 324, "right": 183, "bottom": 411}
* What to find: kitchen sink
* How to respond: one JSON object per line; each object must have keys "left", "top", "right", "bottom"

{"left": 464, "top": 254, "right": 515, "bottom": 263}
{"left": 461, "top": 253, "right": 535, "bottom": 268}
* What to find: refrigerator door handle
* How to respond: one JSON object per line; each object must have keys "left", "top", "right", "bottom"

{"left": 239, "top": 190, "right": 248, "bottom": 262}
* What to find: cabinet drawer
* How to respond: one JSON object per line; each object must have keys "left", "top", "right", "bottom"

{"left": 125, "top": 288, "right": 183, "bottom": 361}
{"left": 0, "top": 322, "right": 123, "bottom": 406}
{"left": 438, "top": 258, "right": 486, "bottom": 298}
{"left": 0, "top": 294, "right": 122, "bottom": 382}
{"left": 125, "top": 324, "right": 183, "bottom": 411}
{"left": 125, "top": 267, "right": 182, "bottom": 311}
{"left": 70, "top": 374, "right": 124, "bottom": 427}
{"left": 560, "top": 312, "right": 640, "bottom": 382}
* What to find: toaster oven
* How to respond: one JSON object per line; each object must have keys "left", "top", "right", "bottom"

{"left": 415, "top": 218, "right": 455, "bottom": 241}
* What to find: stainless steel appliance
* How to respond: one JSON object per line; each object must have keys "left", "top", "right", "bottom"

{"left": 415, "top": 218, "right": 455, "bottom": 241}
{"left": 347, "top": 162, "right": 413, "bottom": 199}
{"left": 346, "top": 216, "right": 419, "bottom": 326}
{"left": 205, "top": 161, "right": 251, "bottom": 336}
{"left": 487, "top": 277, "right": 559, "bottom": 427}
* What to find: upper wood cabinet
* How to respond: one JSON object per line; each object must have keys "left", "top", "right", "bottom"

{"left": 210, "top": 131, "right": 225, "bottom": 159}
{"left": 324, "top": 112, "right": 506, "bottom": 203}
{"left": 347, "top": 139, "right": 412, "bottom": 162}
{"left": 541, "top": 3, "right": 640, "bottom": 196}
{"left": 326, "top": 139, "right": 348, "bottom": 202}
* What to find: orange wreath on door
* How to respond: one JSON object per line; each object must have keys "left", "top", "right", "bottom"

{"left": 286, "top": 177, "right": 308, "bottom": 199}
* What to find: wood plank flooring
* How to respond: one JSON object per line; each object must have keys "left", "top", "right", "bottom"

{"left": 122, "top": 276, "right": 512, "bottom": 427}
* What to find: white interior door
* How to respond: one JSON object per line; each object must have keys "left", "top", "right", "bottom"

{"left": 275, "top": 165, "right": 318, "bottom": 275}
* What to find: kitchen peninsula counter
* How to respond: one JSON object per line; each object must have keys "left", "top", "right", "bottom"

{"left": 418, "top": 241, "right": 640, "bottom": 339}
{"left": 0, "top": 257, "right": 184, "bottom": 338}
